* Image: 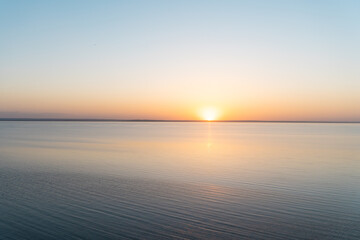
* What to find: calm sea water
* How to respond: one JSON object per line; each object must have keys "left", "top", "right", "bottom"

{"left": 0, "top": 122, "right": 359, "bottom": 239}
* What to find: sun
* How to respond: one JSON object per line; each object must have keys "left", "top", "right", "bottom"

{"left": 201, "top": 107, "right": 219, "bottom": 121}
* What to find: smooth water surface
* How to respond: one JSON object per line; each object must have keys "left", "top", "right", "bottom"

{"left": 0, "top": 122, "right": 359, "bottom": 239}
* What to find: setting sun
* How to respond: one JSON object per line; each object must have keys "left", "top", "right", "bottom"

{"left": 201, "top": 107, "right": 219, "bottom": 121}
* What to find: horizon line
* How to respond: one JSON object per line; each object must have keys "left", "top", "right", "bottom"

{"left": 0, "top": 118, "right": 359, "bottom": 124}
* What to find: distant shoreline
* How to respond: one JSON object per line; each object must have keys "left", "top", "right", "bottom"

{"left": 0, "top": 118, "right": 359, "bottom": 123}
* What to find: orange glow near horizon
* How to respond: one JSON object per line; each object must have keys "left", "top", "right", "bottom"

{"left": 1, "top": 89, "right": 359, "bottom": 121}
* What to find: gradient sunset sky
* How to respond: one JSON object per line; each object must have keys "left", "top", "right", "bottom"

{"left": 1, "top": 0, "right": 359, "bottom": 121}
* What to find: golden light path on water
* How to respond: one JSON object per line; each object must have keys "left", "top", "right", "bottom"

{"left": 1, "top": 122, "right": 360, "bottom": 239}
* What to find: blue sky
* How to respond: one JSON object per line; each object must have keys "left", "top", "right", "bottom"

{"left": 1, "top": 0, "right": 359, "bottom": 120}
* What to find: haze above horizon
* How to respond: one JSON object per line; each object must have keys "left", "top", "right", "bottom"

{"left": 1, "top": 0, "right": 360, "bottom": 121}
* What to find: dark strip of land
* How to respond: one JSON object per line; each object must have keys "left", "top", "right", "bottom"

{"left": 0, "top": 118, "right": 359, "bottom": 123}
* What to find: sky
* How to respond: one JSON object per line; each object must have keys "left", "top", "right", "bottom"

{"left": 1, "top": 0, "right": 359, "bottom": 121}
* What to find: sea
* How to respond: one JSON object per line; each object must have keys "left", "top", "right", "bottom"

{"left": 0, "top": 121, "right": 359, "bottom": 239}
